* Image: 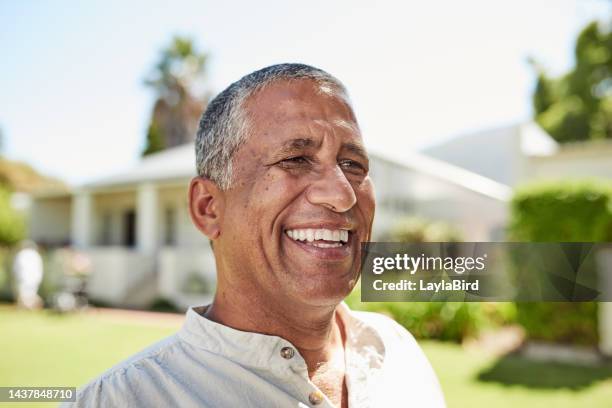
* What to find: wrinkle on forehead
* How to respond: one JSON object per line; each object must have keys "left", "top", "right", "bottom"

{"left": 238, "top": 79, "right": 366, "bottom": 166}
{"left": 331, "top": 118, "right": 360, "bottom": 133}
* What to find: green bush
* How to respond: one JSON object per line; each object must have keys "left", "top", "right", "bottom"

{"left": 508, "top": 180, "right": 612, "bottom": 346}
{"left": 0, "top": 186, "right": 26, "bottom": 246}
{"left": 149, "top": 297, "right": 181, "bottom": 313}
{"left": 354, "top": 217, "right": 512, "bottom": 342}
{"left": 514, "top": 303, "right": 598, "bottom": 346}
{"left": 509, "top": 181, "right": 612, "bottom": 242}
{"left": 0, "top": 247, "right": 14, "bottom": 302}
{"left": 382, "top": 216, "right": 462, "bottom": 242}
{"left": 345, "top": 287, "right": 516, "bottom": 342}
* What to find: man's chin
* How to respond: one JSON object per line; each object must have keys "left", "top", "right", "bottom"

{"left": 291, "top": 289, "right": 351, "bottom": 308}
{"left": 280, "top": 267, "right": 358, "bottom": 306}
{"left": 277, "top": 235, "right": 360, "bottom": 303}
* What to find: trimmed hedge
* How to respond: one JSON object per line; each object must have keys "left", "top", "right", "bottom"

{"left": 510, "top": 181, "right": 612, "bottom": 242}
{"left": 508, "top": 180, "right": 612, "bottom": 346}
{"left": 346, "top": 287, "right": 516, "bottom": 342}
{"left": 349, "top": 216, "right": 514, "bottom": 342}
{"left": 382, "top": 216, "right": 462, "bottom": 243}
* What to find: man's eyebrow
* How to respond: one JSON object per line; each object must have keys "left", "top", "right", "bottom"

{"left": 275, "top": 137, "right": 368, "bottom": 161}
{"left": 279, "top": 137, "right": 318, "bottom": 151}
{"left": 342, "top": 141, "right": 369, "bottom": 162}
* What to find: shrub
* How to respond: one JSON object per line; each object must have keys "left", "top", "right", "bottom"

{"left": 149, "top": 297, "right": 181, "bottom": 313}
{"left": 508, "top": 180, "right": 612, "bottom": 346}
{"left": 0, "top": 247, "right": 14, "bottom": 302}
{"left": 382, "top": 216, "right": 462, "bottom": 242}
{"left": 0, "top": 186, "right": 26, "bottom": 246}
{"left": 509, "top": 181, "right": 612, "bottom": 242}
{"left": 354, "top": 216, "right": 513, "bottom": 342}
{"left": 345, "top": 287, "right": 516, "bottom": 342}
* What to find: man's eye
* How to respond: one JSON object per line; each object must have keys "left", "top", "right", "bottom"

{"left": 339, "top": 159, "right": 366, "bottom": 173}
{"left": 278, "top": 156, "right": 310, "bottom": 167}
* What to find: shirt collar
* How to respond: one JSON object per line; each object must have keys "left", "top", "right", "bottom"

{"left": 177, "top": 302, "right": 386, "bottom": 374}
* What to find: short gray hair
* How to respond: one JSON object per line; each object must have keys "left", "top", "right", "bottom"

{"left": 195, "top": 63, "right": 350, "bottom": 190}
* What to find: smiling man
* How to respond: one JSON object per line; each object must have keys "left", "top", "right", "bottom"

{"left": 67, "top": 64, "right": 445, "bottom": 408}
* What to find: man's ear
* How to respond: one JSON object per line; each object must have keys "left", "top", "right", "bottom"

{"left": 188, "top": 176, "right": 224, "bottom": 240}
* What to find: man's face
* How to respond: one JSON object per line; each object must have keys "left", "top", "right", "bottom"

{"left": 215, "top": 79, "right": 375, "bottom": 307}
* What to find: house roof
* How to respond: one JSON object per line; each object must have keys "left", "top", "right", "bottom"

{"left": 367, "top": 144, "right": 512, "bottom": 202}
{"left": 81, "top": 144, "right": 196, "bottom": 190}
{"left": 78, "top": 140, "right": 511, "bottom": 202}
{"left": 423, "top": 121, "right": 558, "bottom": 158}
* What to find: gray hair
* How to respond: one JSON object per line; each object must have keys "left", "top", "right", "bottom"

{"left": 195, "top": 63, "right": 350, "bottom": 190}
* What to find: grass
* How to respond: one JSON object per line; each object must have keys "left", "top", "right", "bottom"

{"left": 424, "top": 341, "right": 612, "bottom": 407}
{"left": 0, "top": 306, "right": 177, "bottom": 407}
{"left": 1, "top": 305, "right": 611, "bottom": 407}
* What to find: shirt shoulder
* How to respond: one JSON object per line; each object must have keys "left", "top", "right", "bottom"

{"left": 60, "top": 334, "right": 181, "bottom": 407}
{"left": 350, "top": 309, "right": 419, "bottom": 345}
{"left": 350, "top": 310, "right": 447, "bottom": 407}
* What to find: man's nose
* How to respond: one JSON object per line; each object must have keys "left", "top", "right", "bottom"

{"left": 305, "top": 165, "right": 357, "bottom": 212}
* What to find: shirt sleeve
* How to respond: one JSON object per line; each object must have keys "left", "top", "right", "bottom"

{"left": 59, "top": 376, "right": 117, "bottom": 408}
{"left": 388, "top": 316, "right": 447, "bottom": 407}
{"left": 356, "top": 311, "right": 447, "bottom": 408}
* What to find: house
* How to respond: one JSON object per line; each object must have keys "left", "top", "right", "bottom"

{"left": 423, "top": 121, "right": 612, "bottom": 187}
{"left": 28, "top": 143, "right": 510, "bottom": 310}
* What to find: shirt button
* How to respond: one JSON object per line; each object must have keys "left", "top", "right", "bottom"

{"left": 308, "top": 391, "right": 324, "bottom": 405}
{"left": 280, "top": 346, "right": 295, "bottom": 359}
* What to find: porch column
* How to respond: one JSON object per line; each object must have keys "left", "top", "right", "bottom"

{"left": 71, "top": 191, "right": 93, "bottom": 248}
{"left": 137, "top": 183, "right": 158, "bottom": 254}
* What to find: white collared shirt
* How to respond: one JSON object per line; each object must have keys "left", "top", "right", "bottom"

{"left": 64, "top": 303, "right": 446, "bottom": 407}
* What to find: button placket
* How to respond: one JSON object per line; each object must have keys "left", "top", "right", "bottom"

{"left": 277, "top": 344, "right": 330, "bottom": 407}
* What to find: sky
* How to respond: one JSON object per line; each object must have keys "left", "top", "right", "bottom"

{"left": 1, "top": 0, "right": 611, "bottom": 186}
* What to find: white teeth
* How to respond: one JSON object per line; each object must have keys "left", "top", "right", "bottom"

{"left": 312, "top": 242, "right": 342, "bottom": 248}
{"left": 285, "top": 228, "right": 350, "bottom": 244}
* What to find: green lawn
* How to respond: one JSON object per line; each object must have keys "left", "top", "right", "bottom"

{"left": 1, "top": 306, "right": 611, "bottom": 407}
{"left": 0, "top": 306, "right": 177, "bottom": 407}
{"left": 423, "top": 342, "right": 612, "bottom": 407}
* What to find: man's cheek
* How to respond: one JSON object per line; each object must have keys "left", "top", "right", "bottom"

{"left": 356, "top": 181, "right": 375, "bottom": 212}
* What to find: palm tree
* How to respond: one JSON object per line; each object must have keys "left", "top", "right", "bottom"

{"left": 142, "top": 36, "right": 209, "bottom": 156}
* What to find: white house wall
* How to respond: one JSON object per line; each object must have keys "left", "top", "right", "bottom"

{"left": 527, "top": 142, "right": 612, "bottom": 183}
{"left": 423, "top": 125, "right": 522, "bottom": 186}
{"left": 370, "top": 157, "right": 507, "bottom": 241}
{"left": 158, "top": 246, "right": 216, "bottom": 309}
{"left": 157, "top": 184, "right": 209, "bottom": 248}
{"left": 83, "top": 247, "right": 155, "bottom": 305}
{"left": 29, "top": 196, "right": 72, "bottom": 246}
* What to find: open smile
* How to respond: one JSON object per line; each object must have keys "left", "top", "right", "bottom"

{"left": 283, "top": 227, "right": 354, "bottom": 260}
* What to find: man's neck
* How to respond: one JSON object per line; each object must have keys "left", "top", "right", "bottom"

{"left": 202, "top": 286, "right": 346, "bottom": 373}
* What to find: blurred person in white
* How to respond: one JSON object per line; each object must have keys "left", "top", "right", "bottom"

{"left": 64, "top": 64, "right": 446, "bottom": 408}
{"left": 12, "top": 240, "right": 43, "bottom": 309}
